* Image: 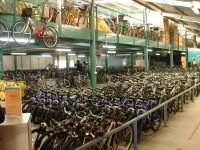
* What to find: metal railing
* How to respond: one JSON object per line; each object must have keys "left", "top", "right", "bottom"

{"left": 75, "top": 82, "right": 200, "bottom": 150}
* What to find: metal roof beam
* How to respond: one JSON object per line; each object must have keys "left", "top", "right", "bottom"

{"left": 160, "top": 12, "right": 200, "bottom": 23}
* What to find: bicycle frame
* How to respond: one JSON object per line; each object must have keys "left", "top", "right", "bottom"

{"left": 26, "top": 17, "right": 50, "bottom": 39}
{"left": 99, "top": 121, "right": 116, "bottom": 149}
{"left": 136, "top": 100, "right": 155, "bottom": 128}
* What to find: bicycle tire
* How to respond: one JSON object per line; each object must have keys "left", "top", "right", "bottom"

{"left": 34, "top": 130, "right": 55, "bottom": 150}
{"left": 32, "top": 128, "right": 46, "bottom": 150}
{"left": 61, "top": 137, "right": 84, "bottom": 150}
{"left": 112, "top": 125, "right": 133, "bottom": 150}
{"left": 42, "top": 26, "right": 58, "bottom": 48}
{"left": 22, "top": 100, "right": 32, "bottom": 112}
{"left": 107, "top": 18, "right": 116, "bottom": 33}
{"left": 151, "top": 110, "right": 162, "bottom": 132}
{"left": 12, "top": 20, "right": 32, "bottom": 45}
{"left": 40, "top": 132, "right": 68, "bottom": 150}
{"left": 0, "top": 17, "right": 9, "bottom": 46}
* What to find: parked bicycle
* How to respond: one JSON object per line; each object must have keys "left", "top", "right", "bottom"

{"left": 12, "top": 6, "right": 58, "bottom": 48}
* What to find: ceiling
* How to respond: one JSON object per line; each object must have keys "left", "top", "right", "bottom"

{"left": 95, "top": 0, "right": 200, "bottom": 34}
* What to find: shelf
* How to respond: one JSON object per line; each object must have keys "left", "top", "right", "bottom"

{"left": 0, "top": 14, "right": 186, "bottom": 52}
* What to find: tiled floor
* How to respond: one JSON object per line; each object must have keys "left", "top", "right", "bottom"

{"left": 137, "top": 96, "right": 200, "bottom": 150}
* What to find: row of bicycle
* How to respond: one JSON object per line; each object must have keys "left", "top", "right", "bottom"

{"left": 2, "top": 66, "right": 144, "bottom": 89}
{"left": 22, "top": 69, "right": 200, "bottom": 149}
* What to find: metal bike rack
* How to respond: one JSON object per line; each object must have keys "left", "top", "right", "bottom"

{"left": 75, "top": 83, "right": 200, "bottom": 150}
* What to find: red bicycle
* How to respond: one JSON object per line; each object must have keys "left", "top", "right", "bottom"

{"left": 12, "top": 7, "right": 58, "bottom": 48}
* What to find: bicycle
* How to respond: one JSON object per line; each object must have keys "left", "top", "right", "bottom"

{"left": 136, "top": 99, "right": 162, "bottom": 141}
{"left": 0, "top": 16, "right": 9, "bottom": 46}
{"left": 58, "top": 72, "right": 71, "bottom": 88}
{"left": 77, "top": 4, "right": 90, "bottom": 28}
{"left": 12, "top": 6, "right": 58, "bottom": 48}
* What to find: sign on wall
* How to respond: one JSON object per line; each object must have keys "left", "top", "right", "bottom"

{"left": 5, "top": 86, "right": 22, "bottom": 116}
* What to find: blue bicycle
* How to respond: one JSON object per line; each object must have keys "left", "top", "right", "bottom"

{"left": 135, "top": 98, "right": 162, "bottom": 142}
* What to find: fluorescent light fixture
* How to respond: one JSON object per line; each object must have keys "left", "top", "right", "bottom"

{"left": 156, "top": 53, "right": 160, "bottom": 56}
{"left": 144, "top": 0, "right": 192, "bottom": 8}
{"left": 11, "top": 52, "right": 27, "bottom": 55}
{"left": 78, "top": 55, "right": 85, "bottom": 58}
{"left": 95, "top": 0, "right": 132, "bottom": 6}
{"left": 56, "top": 49, "right": 71, "bottom": 52}
{"left": 192, "top": 7, "right": 199, "bottom": 14}
{"left": 101, "top": 54, "right": 106, "bottom": 56}
{"left": 168, "top": 51, "right": 171, "bottom": 53}
{"left": 148, "top": 49, "right": 153, "bottom": 52}
{"left": 41, "top": 54, "right": 52, "bottom": 57}
{"left": 72, "top": 43, "right": 90, "bottom": 46}
{"left": 107, "top": 51, "right": 116, "bottom": 54}
{"left": 137, "top": 52, "right": 143, "bottom": 55}
{"left": 68, "top": 53, "right": 76, "bottom": 56}
{"left": 181, "top": 52, "right": 186, "bottom": 55}
{"left": 103, "top": 45, "right": 116, "bottom": 49}
{"left": 0, "top": 38, "right": 35, "bottom": 43}
{"left": 192, "top": 1, "right": 200, "bottom": 9}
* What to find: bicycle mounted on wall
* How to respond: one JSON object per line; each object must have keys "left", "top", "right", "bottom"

{"left": 0, "top": 1, "right": 58, "bottom": 48}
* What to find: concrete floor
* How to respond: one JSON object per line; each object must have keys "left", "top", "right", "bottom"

{"left": 137, "top": 96, "right": 200, "bottom": 150}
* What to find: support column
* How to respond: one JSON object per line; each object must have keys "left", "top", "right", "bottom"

{"left": 185, "top": 29, "right": 188, "bottom": 68}
{"left": 169, "top": 22, "right": 174, "bottom": 67}
{"left": 89, "top": 0, "right": 97, "bottom": 91}
{"left": 0, "top": 48, "right": 3, "bottom": 79}
{"left": 95, "top": 4, "right": 98, "bottom": 41}
{"left": 143, "top": 8, "right": 149, "bottom": 72}
{"left": 105, "top": 54, "right": 108, "bottom": 69}
{"left": 66, "top": 54, "right": 68, "bottom": 69}
{"left": 52, "top": 55, "right": 56, "bottom": 66}
{"left": 57, "top": 55, "right": 59, "bottom": 68}
{"left": 14, "top": 55, "right": 17, "bottom": 75}
{"left": 131, "top": 54, "right": 133, "bottom": 67}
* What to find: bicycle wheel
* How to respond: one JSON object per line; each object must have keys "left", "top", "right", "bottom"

{"left": 12, "top": 21, "right": 32, "bottom": 45}
{"left": 0, "top": 18, "right": 9, "bottom": 46}
{"left": 77, "top": 16, "right": 88, "bottom": 28}
{"left": 61, "top": 137, "right": 84, "bottom": 150}
{"left": 40, "top": 132, "right": 68, "bottom": 150}
{"left": 107, "top": 18, "right": 116, "bottom": 33}
{"left": 112, "top": 125, "right": 133, "bottom": 150}
{"left": 42, "top": 26, "right": 58, "bottom": 48}
{"left": 151, "top": 110, "right": 162, "bottom": 132}
{"left": 34, "top": 130, "right": 55, "bottom": 150}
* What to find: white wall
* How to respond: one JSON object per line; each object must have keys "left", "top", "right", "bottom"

{"left": 22, "top": 56, "right": 31, "bottom": 70}
{"left": 3, "top": 55, "right": 53, "bottom": 70}
{"left": 3, "top": 56, "right": 13, "bottom": 71}
{"left": 59, "top": 55, "right": 66, "bottom": 68}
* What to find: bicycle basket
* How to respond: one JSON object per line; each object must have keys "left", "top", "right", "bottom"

{"left": 22, "top": 8, "right": 32, "bottom": 17}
